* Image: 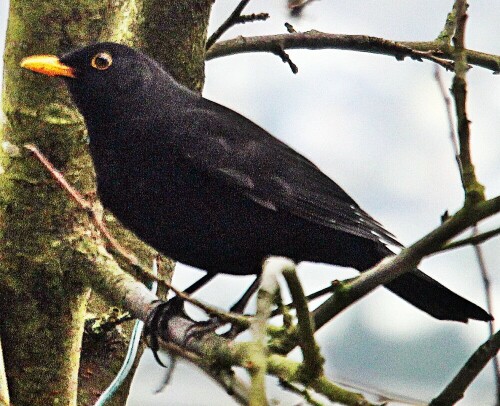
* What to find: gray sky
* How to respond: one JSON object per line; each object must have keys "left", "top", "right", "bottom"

{"left": 2, "top": 1, "right": 500, "bottom": 405}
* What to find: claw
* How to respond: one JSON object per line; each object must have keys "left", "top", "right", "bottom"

{"left": 144, "top": 297, "right": 186, "bottom": 367}
{"left": 183, "top": 317, "right": 225, "bottom": 344}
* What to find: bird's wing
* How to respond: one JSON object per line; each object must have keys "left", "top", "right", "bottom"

{"left": 170, "top": 102, "right": 400, "bottom": 246}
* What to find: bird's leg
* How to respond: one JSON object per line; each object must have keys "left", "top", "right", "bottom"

{"left": 230, "top": 275, "right": 262, "bottom": 313}
{"left": 222, "top": 274, "right": 262, "bottom": 339}
{"left": 183, "top": 274, "right": 263, "bottom": 341}
{"left": 183, "top": 273, "right": 215, "bottom": 295}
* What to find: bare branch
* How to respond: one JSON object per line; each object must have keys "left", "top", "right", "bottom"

{"left": 439, "top": 225, "right": 500, "bottom": 251}
{"left": 24, "top": 144, "right": 141, "bottom": 266}
{"left": 451, "top": 0, "right": 486, "bottom": 204}
{"left": 307, "top": 197, "right": 500, "bottom": 338}
{"left": 430, "top": 329, "right": 500, "bottom": 405}
{"left": 437, "top": 1, "right": 460, "bottom": 45}
{"left": 435, "top": 25, "right": 499, "bottom": 397}
{"left": 206, "top": 0, "right": 269, "bottom": 50}
{"left": 472, "top": 226, "right": 500, "bottom": 400}
{"left": 434, "top": 66, "right": 463, "bottom": 181}
{"left": 206, "top": 31, "right": 500, "bottom": 72}
{"left": 272, "top": 45, "right": 298, "bottom": 73}
{"left": 282, "top": 266, "right": 323, "bottom": 379}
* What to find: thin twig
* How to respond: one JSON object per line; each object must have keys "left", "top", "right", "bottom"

{"left": 206, "top": 0, "right": 269, "bottom": 50}
{"left": 206, "top": 32, "right": 500, "bottom": 72}
{"left": 278, "top": 379, "right": 324, "bottom": 406}
{"left": 430, "top": 329, "right": 500, "bottom": 405}
{"left": 472, "top": 227, "right": 500, "bottom": 402}
{"left": 434, "top": 66, "right": 464, "bottom": 184}
{"left": 272, "top": 46, "right": 298, "bottom": 73}
{"left": 24, "top": 143, "right": 140, "bottom": 266}
{"left": 438, "top": 225, "right": 500, "bottom": 251}
{"left": 437, "top": 1, "right": 460, "bottom": 45}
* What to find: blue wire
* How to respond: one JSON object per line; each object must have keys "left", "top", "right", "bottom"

{"left": 94, "top": 259, "right": 159, "bottom": 406}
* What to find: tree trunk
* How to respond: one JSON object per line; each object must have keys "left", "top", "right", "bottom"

{"left": 0, "top": 1, "right": 212, "bottom": 404}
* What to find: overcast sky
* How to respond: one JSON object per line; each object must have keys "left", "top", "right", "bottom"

{"left": 1, "top": 1, "right": 499, "bottom": 405}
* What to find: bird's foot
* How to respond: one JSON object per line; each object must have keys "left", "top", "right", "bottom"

{"left": 144, "top": 296, "right": 186, "bottom": 367}
{"left": 183, "top": 316, "right": 226, "bottom": 343}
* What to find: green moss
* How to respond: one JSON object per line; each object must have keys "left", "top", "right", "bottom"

{"left": 1, "top": 1, "right": 212, "bottom": 404}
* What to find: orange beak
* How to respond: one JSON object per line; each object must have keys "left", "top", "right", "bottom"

{"left": 20, "top": 55, "right": 76, "bottom": 78}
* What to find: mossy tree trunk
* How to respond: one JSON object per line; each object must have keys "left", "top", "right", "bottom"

{"left": 0, "top": 1, "right": 212, "bottom": 404}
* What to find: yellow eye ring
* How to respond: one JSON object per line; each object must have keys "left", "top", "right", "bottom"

{"left": 91, "top": 52, "right": 112, "bottom": 71}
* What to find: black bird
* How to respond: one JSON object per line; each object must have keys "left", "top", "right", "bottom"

{"left": 21, "top": 43, "right": 491, "bottom": 323}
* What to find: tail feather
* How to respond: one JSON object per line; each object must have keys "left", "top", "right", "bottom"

{"left": 384, "top": 269, "right": 493, "bottom": 322}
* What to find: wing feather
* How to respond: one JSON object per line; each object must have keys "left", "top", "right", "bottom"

{"left": 169, "top": 103, "right": 401, "bottom": 247}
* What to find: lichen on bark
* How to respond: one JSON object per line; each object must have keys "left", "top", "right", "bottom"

{"left": 0, "top": 1, "right": 213, "bottom": 404}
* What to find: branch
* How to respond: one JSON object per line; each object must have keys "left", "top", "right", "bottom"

{"left": 282, "top": 265, "right": 323, "bottom": 379}
{"left": 247, "top": 258, "right": 285, "bottom": 406}
{"left": 267, "top": 355, "right": 373, "bottom": 406}
{"left": 24, "top": 144, "right": 140, "bottom": 267}
{"left": 206, "top": 0, "right": 269, "bottom": 50}
{"left": 312, "top": 199, "right": 500, "bottom": 331}
{"left": 206, "top": 31, "right": 500, "bottom": 73}
{"left": 437, "top": 1, "right": 460, "bottom": 45}
{"left": 451, "top": 0, "right": 486, "bottom": 204}
{"left": 150, "top": 302, "right": 375, "bottom": 406}
{"left": 267, "top": 197, "right": 500, "bottom": 356}
{"left": 430, "top": 329, "right": 500, "bottom": 405}
{"left": 435, "top": 6, "right": 500, "bottom": 395}
{"left": 162, "top": 340, "right": 251, "bottom": 405}
{"left": 472, "top": 226, "right": 500, "bottom": 400}
{"left": 439, "top": 225, "right": 500, "bottom": 252}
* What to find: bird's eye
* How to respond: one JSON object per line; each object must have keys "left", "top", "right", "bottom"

{"left": 91, "top": 52, "right": 112, "bottom": 71}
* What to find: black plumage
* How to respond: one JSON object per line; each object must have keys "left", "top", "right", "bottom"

{"left": 22, "top": 42, "right": 492, "bottom": 322}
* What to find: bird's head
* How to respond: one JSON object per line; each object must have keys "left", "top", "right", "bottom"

{"left": 21, "top": 42, "right": 161, "bottom": 119}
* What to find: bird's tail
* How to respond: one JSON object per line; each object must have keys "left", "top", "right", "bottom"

{"left": 384, "top": 268, "right": 492, "bottom": 322}
{"left": 359, "top": 244, "right": 493, "bottom": 323}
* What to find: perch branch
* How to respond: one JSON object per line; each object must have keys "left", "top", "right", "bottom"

{"left": 282, "top": 266, "right": 323, "bottom": 379}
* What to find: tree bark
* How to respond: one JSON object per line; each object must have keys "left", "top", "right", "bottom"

{"left": 0, "top": 1, "right": 212, "bottom": 404}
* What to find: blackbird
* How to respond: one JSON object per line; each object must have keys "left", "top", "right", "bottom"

{"left": 21, "top": 42, "right": 491, "bottom": 323}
